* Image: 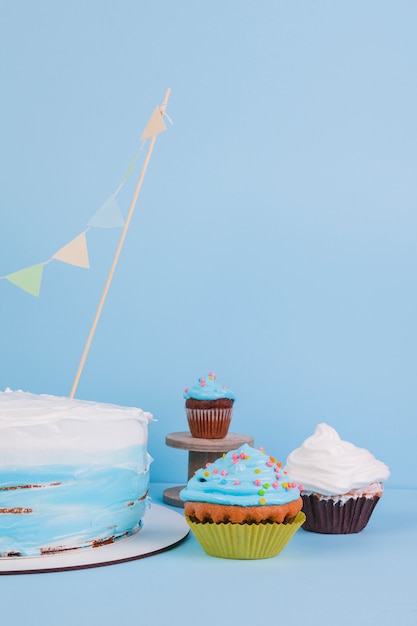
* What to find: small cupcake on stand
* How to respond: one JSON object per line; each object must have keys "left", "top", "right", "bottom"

{"left": 184, "top": 372, "right": 235, "bottom": 439}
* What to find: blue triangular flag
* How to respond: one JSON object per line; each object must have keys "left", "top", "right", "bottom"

{"left": 88, "top": 195, "right": 125, "bottom": 229}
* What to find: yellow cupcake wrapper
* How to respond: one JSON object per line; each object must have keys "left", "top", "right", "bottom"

{"left": 186, "top": 511, "right": 306, "bottom": 560}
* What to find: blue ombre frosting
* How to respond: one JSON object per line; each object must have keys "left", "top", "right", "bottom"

{"left": 0, "top": 390, "right": 153, "bottom": 557}
{"left": 180, "top": 444, "right": 301, "bottom": 507}
{"left": 183, "top": 372, "right": 236, "bottom": 401}
{"left": 0, "top": 452, "right": 150, "bottom": 556}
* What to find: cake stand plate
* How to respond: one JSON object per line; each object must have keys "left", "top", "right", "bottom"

{"left": 0, "top": 504, "right": 189, "bottom": 575}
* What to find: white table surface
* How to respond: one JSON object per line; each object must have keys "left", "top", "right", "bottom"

{"left": 1, "top": 484, "right": 416, "bottom": 626}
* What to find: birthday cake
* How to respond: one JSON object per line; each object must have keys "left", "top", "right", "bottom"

{"left": 0, "top": 389, "right": 153, "bottom": 557}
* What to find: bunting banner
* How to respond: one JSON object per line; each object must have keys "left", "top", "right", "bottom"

{"left": 0, "top": 190, "right": 123, "bottom": 296}
{"left": 0, "top": 99, "right": 173, "bottom": 297}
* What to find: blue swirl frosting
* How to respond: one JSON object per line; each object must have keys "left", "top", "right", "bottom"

{"left": 183, "top": 372, "right": 236, "bottom": 401}
{"left": 180, "top": 444, "right": 300, "bottom": 506}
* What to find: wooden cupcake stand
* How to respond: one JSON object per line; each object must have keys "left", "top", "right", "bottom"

{"left": 163, "top": 431, "right": 254, "bottom": 507}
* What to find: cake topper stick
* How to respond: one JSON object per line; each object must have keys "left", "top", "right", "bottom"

{"left": 70, "top": 89, "right": 171, "bottom": 398}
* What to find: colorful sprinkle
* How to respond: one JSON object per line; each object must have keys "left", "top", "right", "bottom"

{"left": 254, "top": 479, "right": 261, "bottom": 486}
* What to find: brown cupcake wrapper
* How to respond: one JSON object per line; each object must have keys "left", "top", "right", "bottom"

{"left": 301, "top": 493, "right": 381, "bottom": 534}
{"left": 186, "top": 407, "right": 233, "bottom": 439}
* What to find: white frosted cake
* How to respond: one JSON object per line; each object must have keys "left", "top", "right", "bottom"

{"left": 0, "top": 389, "right": 153, "bottom": 557}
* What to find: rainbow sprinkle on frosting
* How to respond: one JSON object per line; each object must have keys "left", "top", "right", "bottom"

{"left": 180, "top": 444, "right": 301, "bottom": 507}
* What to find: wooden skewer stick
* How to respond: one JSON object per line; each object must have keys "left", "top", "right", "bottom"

{"left": 69, "top": 89, "right": 171, "bottom": 399}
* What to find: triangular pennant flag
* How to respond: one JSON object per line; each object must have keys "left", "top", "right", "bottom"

{"left": 52, "top": 232, "right": 90, "bottom": 268}
{"left": 5, "top": 263, "right": 44, "bottom": 297}
{"left": 140, "top": 107, "right": 166, "bottom": 140}
{"left": 118, "top": 154, "right": 139, "bottom": 188}
{"left": 87, "top": 195, "right": 125, "bottom": 228}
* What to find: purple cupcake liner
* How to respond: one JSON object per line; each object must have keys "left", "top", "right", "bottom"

{"left": 301, "top": 493, "right": 381, "bottom": 534}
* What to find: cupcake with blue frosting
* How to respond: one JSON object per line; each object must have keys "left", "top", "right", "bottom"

{"left": 180, "top": 443, "right": 305, "bottom": 559}
{"left": 184, "top": 372, "right": 235, "bottom": 439}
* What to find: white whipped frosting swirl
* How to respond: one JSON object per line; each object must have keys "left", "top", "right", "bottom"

{"left": 285, "top": 423, "right": 390, "bottom": 495}
{"left": 0, "top": 389, "right": 153, "bottom": 464}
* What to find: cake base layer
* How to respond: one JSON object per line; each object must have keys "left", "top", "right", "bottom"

{"left": 184, "top": 497, "right": 303, "bottom": 524}
{"left": 0, "top": 458, "right": 149, "bottom": 557}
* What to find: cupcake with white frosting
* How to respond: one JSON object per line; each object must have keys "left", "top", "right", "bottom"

{"left": 285, "top": 423, "right": 390, "bottom": 534}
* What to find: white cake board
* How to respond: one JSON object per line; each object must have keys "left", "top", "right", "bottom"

{"left": 0, "top": 504, "right": 189, "bottom": 575}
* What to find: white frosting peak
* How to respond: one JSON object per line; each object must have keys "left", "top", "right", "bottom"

{"left": 285, "top": 423, "right": 390, "bottom": 495}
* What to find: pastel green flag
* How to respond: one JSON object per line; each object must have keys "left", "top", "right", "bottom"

{"left": 5, "top": 263, "right": 44, "bottom": 297}
{"left": 120, "top": 154, "right": 139, "bottom": 184}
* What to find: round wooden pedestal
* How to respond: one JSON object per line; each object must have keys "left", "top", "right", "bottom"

{"left": 163, "top": 431, "right": 255, "bottom": 507}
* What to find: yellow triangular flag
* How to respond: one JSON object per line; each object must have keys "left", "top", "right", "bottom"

{"left": 5, "top": 263, "right": 44, "bottom": 297}
{"left": 140, "top": 107, "right": 166, "bottom": 140}
{"left": 52, "top": 232, "right": 90, "bottom": 268}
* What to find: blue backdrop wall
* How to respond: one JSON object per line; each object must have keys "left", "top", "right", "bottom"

{"left": 1, "top": 1, "right": 415, "bottom": 487}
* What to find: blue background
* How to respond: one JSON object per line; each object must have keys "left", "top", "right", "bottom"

{"left": 1, "top": 0, "right": 416, "bottom": 487}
